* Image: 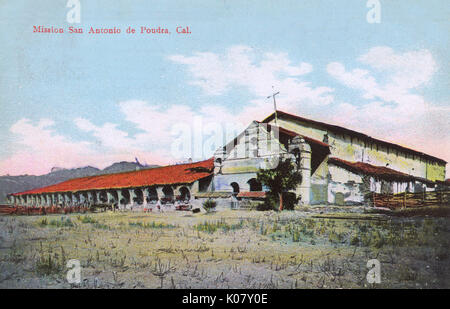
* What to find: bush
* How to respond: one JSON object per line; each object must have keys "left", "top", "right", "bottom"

{"left": 257, "top": 192, "right": 299, "bottom": 211}
{"left": 39, "top": 218, "right": 48, "bottom": 226}
{"left": 194, "top": 219, "right": 243, "bottom": 233}
{"left": 257, "top": 198, "right": 276, "bottom": 211}
{"left": 282, "top": 192, "right": 300, "bottom": 210}
{"left": 397, "top": 265, "right": 418, "bottom": 281}
{"left": 35, "top": 253, "right": 62, "bottom": 276}
{"left": 77, "top": 215, "right": 97, "bottom": 224}
{"left": 128, "top": 221, "right": 176, "bottom": 229}
{"left": 48, "top": 217, "right": 74, "bottom": 228}
{"left": 202, "top": 199, "right": 217, "bottom": 212}
{"left": 350, "top": 234, "right": 359, "bottom": 246}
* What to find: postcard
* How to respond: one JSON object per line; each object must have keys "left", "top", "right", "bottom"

{"left": 0, "top": 0, "right": 449, "bottom": 294}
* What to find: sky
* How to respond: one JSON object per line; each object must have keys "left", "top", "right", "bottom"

{"left": 0, "top": 0, "right": 449, "bottom": 177}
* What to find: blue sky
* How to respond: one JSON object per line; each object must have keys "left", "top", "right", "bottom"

{"left": 0, "top": 0, "right": 448, "bottom": 176}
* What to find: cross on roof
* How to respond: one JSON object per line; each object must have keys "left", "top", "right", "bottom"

{"left": 267, "top": 86, "right": 280, "bottom": 125}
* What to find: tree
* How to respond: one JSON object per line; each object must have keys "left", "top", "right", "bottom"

{"left": 256, "top": 158, "right": 302, "bottom": 211}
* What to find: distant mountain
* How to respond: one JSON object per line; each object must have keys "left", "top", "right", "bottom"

{"left": 0, "top": 162, "right": 160, "bottom": 203}
{"left": 99, "top": 161, "right": 158, "bottom": 174}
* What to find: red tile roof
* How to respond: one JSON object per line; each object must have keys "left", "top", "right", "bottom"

{"left": 262, "top": 110, "right": 446, "bottom": 164}
{"left": 237, "top": 191, "right": 267, "bottom": 198}
{"left": 328, "top": 157, "right": 415, "bottom": 181}
{"left": 13, "top": 158, "right": 214, "bottom": 196}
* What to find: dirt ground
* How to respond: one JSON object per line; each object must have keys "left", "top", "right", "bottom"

{"left": 0, "top": 206, "right": 449, "bottom": 289}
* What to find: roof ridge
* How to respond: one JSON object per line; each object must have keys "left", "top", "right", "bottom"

{"left": 256, "top": 121, "right": 330, "bottom": 148}
{"left": 12, "top": 158, "right": 214, "bottom": 196}
{"left": 74, "top": 157, "right": 215, "bottom": 181}
{"left": 262, "top": 110, "right": 446, "bottom": 164}
{"left": 328, "top": 157, "right": 417, "bottom": 181}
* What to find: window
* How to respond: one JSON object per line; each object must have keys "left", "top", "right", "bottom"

{"left": 230, "top": 182, "right": 240, "bottom": 195}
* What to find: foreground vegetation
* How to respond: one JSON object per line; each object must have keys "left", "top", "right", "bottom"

{"left": 0, "top": 208, "right": 449, "bottom": 288}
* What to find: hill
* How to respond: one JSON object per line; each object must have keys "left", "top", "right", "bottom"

{"left": 0, "top": 162, "right": 159, "bottom": 203}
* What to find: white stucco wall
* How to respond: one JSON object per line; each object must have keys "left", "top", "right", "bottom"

{"left": 270, "top": 117, "right": 445, "bottom": 181}
{"left": 327, "top": 165, "right": 365, "bottom": 205}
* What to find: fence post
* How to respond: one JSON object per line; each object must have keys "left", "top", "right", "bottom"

{"left": 403, "top": 191, "right": 406, "bottom": 209}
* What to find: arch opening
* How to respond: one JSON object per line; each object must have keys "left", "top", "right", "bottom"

{"left": 162, "top": 186, "right": 174, "bottom": 204}
{"left": 109, "top": 190, "right": 119, "bottom": 205}
{"left": 80, "top": 192, "right": 88, "bottom": 205}
{"left": 121, "top": 189, "right": 130, "bottom": 205}
{"left": 178, "top": 186, "right": 191, "bottom": 202}
{"left": 92, "top": 191, "right": 99, "bottom": 204}
{"left": 99, "top": 191, "right": 108, "bottom": 204}
{"left": 134, "top": 188, "right": 144, "bottom": 205}
{"left": 147, "top": 187, "right": 158, "bottom": 203}
{"left": 230, "top": 182, "right": 240, "bottom": 195}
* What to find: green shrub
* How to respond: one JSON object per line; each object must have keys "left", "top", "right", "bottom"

{"left": 93, "top": 222, "right": 110, "bottom": 229}
{"left": 48, "top": 217, "right": 74, "bottom": 228}
{"left": 292, "top": 227, "right": 301, "bottom": 242}
{"left": 371, "top": 231, "right": 385, "bottom": 248}
{"left": 35, "top": 253, "right": 62, "bottom": 276}
{"left": 397, "top": 265, "right": 418, "bottom": 281}
{"left": 257, "top": 198, "right": 276, "bottom": 211}
{"left": 257, "top": 192, "right": 300, "bottom": 211}
{"left": 128, "top": 221, "right": 176, "bottom": 229}
{"left": 282, "top": 192, "right": 300, "bottom": 210}
{"left": 202, "top": 199, "right": 217, "bottom": 212}
{"left": 259, "top": 222, "right": 268, "bottom": 235}
{"left": 360, "top": 233, "right": 371, "bottom": 247}
{"left": 38, "top": 218, "right": 48, "bottom": 226}
{"left": 194, "top": 219, "right": 243, "bottom": 233}
{"left": 328, "top": 231, "right": 343, "bottom": 244}
{"left": 350, "top": 234, "right": 359, "bottom": 246}
{"left": 77, "top": 215, "right": 97, "bottom": 224}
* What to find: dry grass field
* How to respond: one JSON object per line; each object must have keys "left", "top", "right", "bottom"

{"left": 0, "top": 207, "right": 449, "bottom": 289}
